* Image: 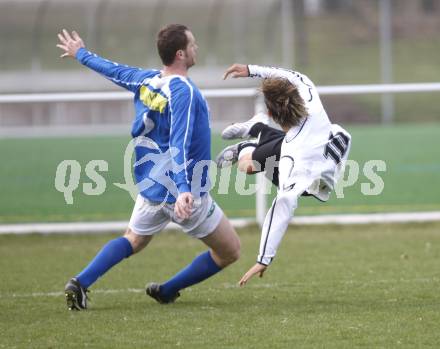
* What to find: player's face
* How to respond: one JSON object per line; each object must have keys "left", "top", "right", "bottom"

{"left": 183, "top": 31, "right": 198, "bottom": 68}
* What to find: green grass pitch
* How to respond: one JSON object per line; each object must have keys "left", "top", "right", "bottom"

{"left": 0, "top": 123, "right": 439, "bottom": 223}
{"left": 1, "top": 222, "right": 440, "bottom": 348}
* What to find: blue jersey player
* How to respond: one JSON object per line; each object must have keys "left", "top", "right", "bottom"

{"left": 57, "top": 26, "right": 240, "bottom": 310}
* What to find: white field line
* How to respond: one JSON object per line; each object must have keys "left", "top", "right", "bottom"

{"left": 2, "top": 277, "right": 439, "bottom": 299}
{"left": 1, "top": 212, "right": 440, "bottom": 235}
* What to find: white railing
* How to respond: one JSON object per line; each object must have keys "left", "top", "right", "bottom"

{"left": 1, "top": 82, "right": 440, "bottom": 225}
{"left": 0, "top": 88, "right": 258, "bottom": 104}
{"left": 1, "top": 83, "right": 440, "bottom": 104}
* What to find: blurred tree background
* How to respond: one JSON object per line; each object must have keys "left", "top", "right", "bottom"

{"left": 0, "top": 0, "right": 439, "bottom": 127}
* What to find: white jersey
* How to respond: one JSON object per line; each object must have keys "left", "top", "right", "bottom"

{"left": 248, "top": 65, "right": 352, "bottom": 266}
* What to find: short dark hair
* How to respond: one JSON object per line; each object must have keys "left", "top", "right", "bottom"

{"left": 156, "top": 24, "right": 189, "bottom": 66}
{"left": 261, "top": 78, "right": 308, "bottom": 129}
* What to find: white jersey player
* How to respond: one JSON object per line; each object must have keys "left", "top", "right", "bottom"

{"left": 218, "top": 64, "right": 351, "bottom": 286}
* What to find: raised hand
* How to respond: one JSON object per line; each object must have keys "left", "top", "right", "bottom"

{"left": 56, "top": 29, "right": 85, "bottom": 59}
{"left": 223, "top": 63, "right": 249, "bottom": 80}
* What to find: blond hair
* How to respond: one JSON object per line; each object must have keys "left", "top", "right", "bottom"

{"left": 261, "top": 78, "right": 308, "bottom": 129}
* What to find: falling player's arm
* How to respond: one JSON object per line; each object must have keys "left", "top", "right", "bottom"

{"left": 239, "top": 156, "right": 314, "bottom": 286}
{"left": 238, "top": 185, "right": 302, "bottom": 286}
{"left": 223, "top": 63, "right": 303, "bottom": 85}
{"left": 57, "top": 29, "right": 156, "bottom": 93}
{"left": 257, "top": 193, "right": 298, "bottom": 266}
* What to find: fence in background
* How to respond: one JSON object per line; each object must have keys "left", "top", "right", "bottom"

{"left": 1, "top": 82, "right": 440, "bottom": 225}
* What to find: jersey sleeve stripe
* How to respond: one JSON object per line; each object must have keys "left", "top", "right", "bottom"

{"left": 259, "top": 198, "right": 277, "bottom": 264}
{"left": 177, "top": 77, "right": 194, "bottom": 185}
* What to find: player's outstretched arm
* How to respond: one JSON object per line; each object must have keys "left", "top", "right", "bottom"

{"left": 57, "top": 29, "right": 156, "bottom": 93}
{"left": 238, "top": 263, "right": 267, "bottom": 287}
{"left": 248, "top": 65, "right": 302, "bottom": 82}
{"left": 239, "top": 174, "right": 308, "bottom": 287}
{"left": 57, "top": 29, "right": 85, "bottom": 59}
{"left": 238, "top": 195, "right": 293, "bottom": 287}
{"left": 223, "top": 64, "right": 302, "bottom": 85}
{"left": 223, "top": 64, "right": 250, "bottom": 80}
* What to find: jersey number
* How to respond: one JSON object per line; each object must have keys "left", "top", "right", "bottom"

{"left": 324, "top": 132, "right": 349, "bottom": 164}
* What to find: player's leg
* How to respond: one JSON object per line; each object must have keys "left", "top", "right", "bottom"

{"left": 199, "top": 215, "right": 240, "bottom": 267}
{"left": 65, "top": 229, "right": 151, "bottom": 310}
{"left": 247, "top": 124, "right": 284, "bottom": 186}
{"left": 221, "top": 112, "right": 269, "bottom": 140}
{"left": 65, "top": 195, "right": 168, "bottom": 310}
{"left": 215, "top": 139, "right": 257, "bottom": 169}
{"left": 217, "top": 123, "right": 285, "bottom": 186}
{"left": 249, "top": 122, "right": 285, "bottom": 142}
{"left": 73, "top": 228, "right": 153, "bottom": 287}
{"left": 146, "top": 196, "right": 240, "bottom": 303}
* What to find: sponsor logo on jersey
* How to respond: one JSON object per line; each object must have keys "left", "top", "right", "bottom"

{"left": 140, "top": 86, "right": 168, "bottom": 113}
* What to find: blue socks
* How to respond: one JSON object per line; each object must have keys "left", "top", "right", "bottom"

{"left": 76, "top": 237, "right": 133, "bottom": 289}
{"left": 75, "top": 240, "right": 220, "bottom": 299}
{"left": 160, "top": 251, "right": 222, "bottom": 299}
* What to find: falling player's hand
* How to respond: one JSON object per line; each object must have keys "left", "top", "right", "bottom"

{"left": 223, "top": 63, "right": 249, "bottom": 80}
{"left": 238, "top": 263, "right": 267, "bottom": 287}
{"left": 174, "top": 192, "right": 194, "bottom": 220}
{"left": 56, "top": 29, "right": 85, "bottom": 59}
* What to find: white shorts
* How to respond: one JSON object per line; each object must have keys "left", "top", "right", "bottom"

{"left": 128, "top": 193, "right": 223, "bottom": 239}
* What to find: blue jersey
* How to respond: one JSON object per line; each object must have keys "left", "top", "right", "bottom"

{"left": 76, "top": 48, "right": 211, "bottom": 203}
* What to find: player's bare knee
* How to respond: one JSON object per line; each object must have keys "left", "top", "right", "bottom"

{"left": 223, "top": 238, "right": 241, "bottom": 266}
{"left": 223, "top": 251, "right": 240, "bottom": 267}
{"left": 210, "top": 237, "right": 240, "bottom": 267}
{"left": 124, "top": 228, "right": 151, "bottom": 254}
